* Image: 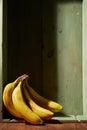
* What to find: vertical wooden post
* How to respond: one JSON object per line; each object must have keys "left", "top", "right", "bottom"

{"left": 0, "top": 0, "right": 3, "bottom": 120}
{"left": 83, "top": 0, "right": 87, "bottom": 117}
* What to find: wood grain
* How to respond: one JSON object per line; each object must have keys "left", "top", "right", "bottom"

{"left": 0, "top": 122, "right": 87, "bottom": 130}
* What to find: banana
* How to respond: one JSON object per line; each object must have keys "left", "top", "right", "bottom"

{"left": 12, "top": 81, "right": 43, "bottom": 125}
{"left": 2, "top": 74, "right": 29, "bottom": 118}
{"left": 25, "top": 79, "right": 63, "bottom": 112}
{"left": 3, "top": 80, "right": 22, "bottom": 118}
{"left": 22, "top": 82, "right": 54, "bottom": 120}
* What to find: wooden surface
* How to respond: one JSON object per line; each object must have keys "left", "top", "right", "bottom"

{"left": 42, "top": 0, "right": 82, "bottom": 115}
{"left": 0, "top": 122, "right": 87, "bottom": 130}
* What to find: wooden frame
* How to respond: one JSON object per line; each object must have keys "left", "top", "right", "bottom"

{"left": 0, "top": 0, "right": 87, "bottom": 122}
{"left": 53, "top": 0, "right": 87, "bottom": 122}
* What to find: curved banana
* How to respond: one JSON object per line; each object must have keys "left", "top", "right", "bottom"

{"left": 22, "top": 83, "right": 54, "bottom": 120}
{"left": 26, "top": 80, "right": 63, "bottom": 112}
{"left": 12, "top": 81, "right": 43, "bottom": 125}
{"left": 3, "top": 74, "right": 29, "bottom": 118}
{"left": 3, "top": 80, "right": 22, "bottom": 118}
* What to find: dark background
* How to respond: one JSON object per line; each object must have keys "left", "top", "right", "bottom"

{"left": 3, "top": 0, "right": 43, "bottom": 118}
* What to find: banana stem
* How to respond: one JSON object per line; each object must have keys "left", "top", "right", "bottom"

{"left": 16, "top": 74, "right": 29, "bottom": 83}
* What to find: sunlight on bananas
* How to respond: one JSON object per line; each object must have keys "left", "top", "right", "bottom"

{"left": 3, "top": 74, "right": 63, "bottom": 125}
{"left": 2, "top": 74, "right": 28, "bottom": 118}
{"left": 12, "top": 81, "right": 43, "bottom": 124}
{"left": 25, "top": 79, "right": 63, "bottom": 112}
{"left": 22, "top": 83, "right": 54, "bottom": 120}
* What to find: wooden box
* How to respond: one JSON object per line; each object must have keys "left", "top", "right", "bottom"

{"left": 0, "top": 0, "right": 87, "bottom": 122}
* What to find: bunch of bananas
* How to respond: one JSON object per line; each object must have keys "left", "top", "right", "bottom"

{"left": 3, "top": 74, "right": 63, "bottom": 125}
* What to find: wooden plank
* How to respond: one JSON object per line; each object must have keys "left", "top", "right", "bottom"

{"left": 42, "top": 0, "right": 82, "bottom": 116}
{"left": 0, "top": 0, "right": 2, "bottom": 120}
{"left": 83, "top": 0, "right": 87, "bottom": 116}
{"left": 0, "top": 122, "right": 87, "bottom": 130}
{"left": 2, "top": 0, "right": 43, "bottom": 118}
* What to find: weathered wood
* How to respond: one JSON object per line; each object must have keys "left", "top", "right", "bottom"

{"left": 0, "top": 0, "right": 3, "bottom": 120}
{"left": 0, "top": 122, "right": 87, "bottom": 130}
{"left": 1, "top": 0, "right": 87, "bottom": 123}
{"left": 42, "top": 0, "right": 82, "bottom": 115}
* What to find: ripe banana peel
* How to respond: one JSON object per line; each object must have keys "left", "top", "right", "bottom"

{"left": 3, "top": 74, "right": 63, "bottom": 125}
{"left": 22, "top": 82, "right": 54, "bottom": 120}
{"left": 3, "top": 74, "right": 29, "bottom": 118}
{"left": 3, "top": 79, "right": 22, "bottom": 118}
{"left": 12, "top": 81, "right": 43, "bottom": 124}
{"left": 25, "top": 80, "right": 63, "bottom": 112}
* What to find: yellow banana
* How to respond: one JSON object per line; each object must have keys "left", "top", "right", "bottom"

{"left": 3, "top": 80, "right": 22, "bottom": 118}
{"left": 12, "top": 81, "right": 43, "bottom": 125}
{"left": 26, "top": 80, "right": 63, "bottom": 112}
{"left": 22, "top": 83, "right": 54, "bottom": 120}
